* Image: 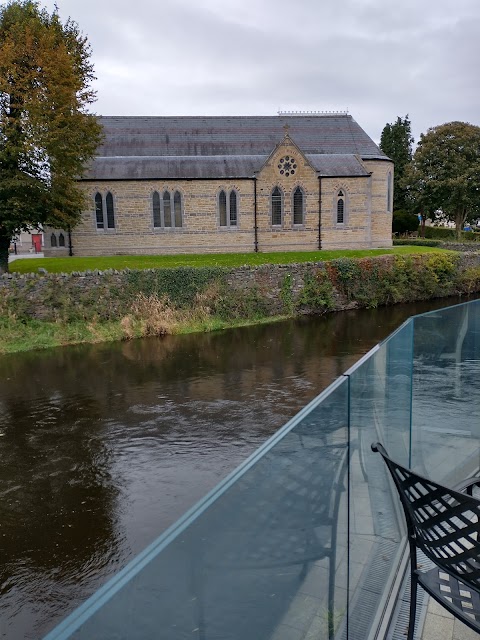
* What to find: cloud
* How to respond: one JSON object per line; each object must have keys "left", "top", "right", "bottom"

{"left": 43, "top": 0, "right": 480, "bottom": 143}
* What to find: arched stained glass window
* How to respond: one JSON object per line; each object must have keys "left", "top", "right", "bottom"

{"left": 94, "top": 192, "right": 116, "bottom": 231}
{"left": 174, "top": 191, "right": 182, "bottom": 228}
{"left": 219, "top": 191, "right": 227, "bottom": 226}
{"left": 58, "top": 233, "right": 65, "bottom": 247}
{"left": 106, "top": 192, "right": 115, "bottom": 229}
{"left": 271, "top": 187, "right": 283, "bottom": 226}
{"left": 219, "top": 190, "right": 238, "bottom": 228}
{"left": 229, "top": 191, "right": 237, "bottom": 226}
{"left": 153, "top": 191, "right": 161, "bottom": 228}
{"left": 95, "top": 192, "right": 104, "bottom": 229}
{"left": 163, "top": 191, "right": 172, "bottom": 227}
{"left": 50, "top": 233, "right": 57, "bottom": 247}
{"left": 336, "top": 189, "right": 345, "bottom": 224}
{"left": 153, "top": 190, "right": 183, "bottom": 229}
{"left": 337, "top": 198, "right": 344, "bottom": 224}
{"left": 293, "top": 187, "right": 304, "bottom": 225}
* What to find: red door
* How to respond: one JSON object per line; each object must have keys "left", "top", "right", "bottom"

{"left": 32, "top": 234, "right": 42, "bottom": 253}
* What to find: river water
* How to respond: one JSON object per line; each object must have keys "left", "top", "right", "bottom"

{"left": 0, "top": 296, "right": 476, "bottom": 639}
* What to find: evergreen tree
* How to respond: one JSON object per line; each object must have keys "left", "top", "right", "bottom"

{"left": 380, "top": 115, "right": 414, "bottom": 212}
{"left": 0, "top": 1, "right": 102, "bottom": 273}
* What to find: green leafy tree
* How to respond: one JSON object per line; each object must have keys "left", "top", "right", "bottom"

{"left": 406, "top": 122, "right": 480, "bottom": 240}
{"left": 380, "top": 115, "right": 414, "bottom": 212}
{"left": 0, "top": 1, "right": 102, "bottom": 273}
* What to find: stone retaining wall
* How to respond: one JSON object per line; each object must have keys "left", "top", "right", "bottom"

{"left": 2, "top": 253, "right": 480, "bottom": 322}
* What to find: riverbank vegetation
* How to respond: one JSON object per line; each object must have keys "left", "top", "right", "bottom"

{"left": 2, "top": 249, "right": 480, "bottom": 354}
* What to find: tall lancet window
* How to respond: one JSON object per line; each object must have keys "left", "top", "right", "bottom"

{"left": 293, "top": 187, "right": 304, "bottom": 225}
{"left": 271, "top": 187, "right": 283, "bottom": 226}
{"left": 219, "top": 190, "right": 238, "bottom": 227}
{"left": 337, "top": 190, "right": 345, "bottom": 224}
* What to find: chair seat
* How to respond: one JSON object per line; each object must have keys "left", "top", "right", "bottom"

{"left": 418, "top": 566, "right": 480, "bottom": 631}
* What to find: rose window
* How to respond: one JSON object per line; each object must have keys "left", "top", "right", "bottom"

{"left": 277, "top": 156, "right": 297, "bottom": 177}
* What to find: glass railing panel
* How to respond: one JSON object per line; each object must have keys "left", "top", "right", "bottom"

{"left": 345, "top": 319, "right": 413, "bottom": 640}
{"left": 411, "top": 299, "right": 480, "bottom": 484}
{"left": 44, "top": 300, "right": 480, "bottom": 640}
{"left": 44, "top": 378, "right": 350, "bottom": 640}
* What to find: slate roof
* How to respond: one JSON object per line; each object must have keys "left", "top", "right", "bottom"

{"left": 84, "top": 115, "right": 389, "bottom": 181}
{"left": 85, "top": 153, "right": 372, "bottom": 180}
{"left": 84, "top": 155, "right": 268, "bottom": 180}
{"left": 306, "top": 154, "right": 371, "bottom": 176}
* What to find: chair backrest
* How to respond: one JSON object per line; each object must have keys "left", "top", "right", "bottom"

{"left": 372, "top": 442, "right": 480, "bottom": 591}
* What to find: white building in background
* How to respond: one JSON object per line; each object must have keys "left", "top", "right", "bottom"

{"left": 10, "top": 229, "right": 44, "bottom": 254}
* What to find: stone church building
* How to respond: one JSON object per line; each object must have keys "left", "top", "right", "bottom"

{"left": 44, "top": 113, "right": 393, "bottom": 256}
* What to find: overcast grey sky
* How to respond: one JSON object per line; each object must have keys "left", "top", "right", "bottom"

{"left": 43, "top": 0, "right": 480, "bottom": 145}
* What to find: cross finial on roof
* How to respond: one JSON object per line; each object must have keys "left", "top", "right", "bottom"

{"left": 283, "top": 123, "right": 290, "bottom": 137}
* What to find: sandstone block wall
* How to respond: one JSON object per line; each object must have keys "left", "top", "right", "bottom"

{"left": 254, "top": 139, "right": 319, "bottom": 252}
{"left": 364, "top": 159, "right": 393, "bottom": 248}
{"left": 44, "top": 148, "right": 394, "bottom": 257}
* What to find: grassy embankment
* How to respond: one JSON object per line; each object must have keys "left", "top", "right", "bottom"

{"left": 9, "top": 246, "right": 440, "bottom": 274}
{"left": 2, "top": 247, "right": 472, "bottom": 354}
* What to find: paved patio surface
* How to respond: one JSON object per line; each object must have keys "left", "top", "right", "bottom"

{"left": 421, "top": 598, "right": 479, "bottom": 640}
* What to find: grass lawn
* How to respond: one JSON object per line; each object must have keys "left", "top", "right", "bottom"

{"left": 9, "top": 246, "right": 448, "bottom": 275}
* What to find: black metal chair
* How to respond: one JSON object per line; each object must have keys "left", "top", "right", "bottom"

{"left": 372, "top": 442, "right": 480, "bottom": 640}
